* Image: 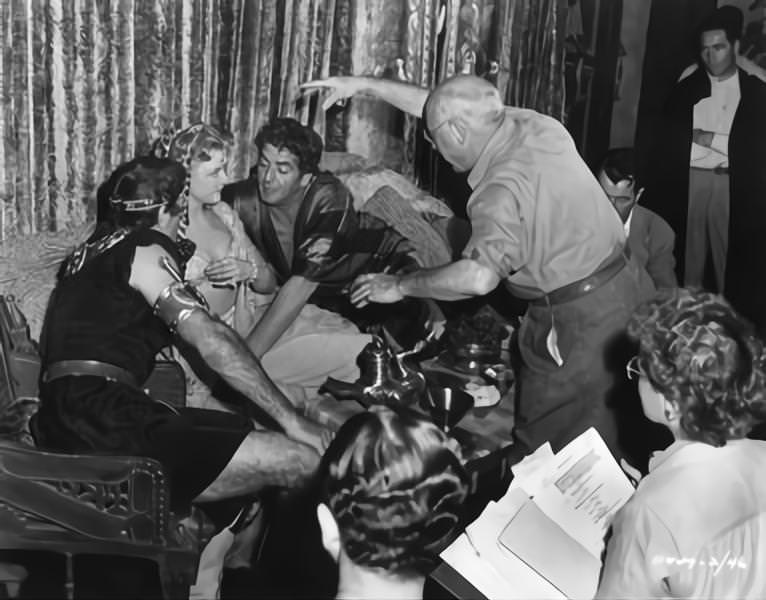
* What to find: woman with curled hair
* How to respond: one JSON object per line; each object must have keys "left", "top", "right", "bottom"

{"left": 317, "top": 406, "right": 469, "bottom": 599}
{"left": 597, "top": 288, "right": 766, "bottom": 599}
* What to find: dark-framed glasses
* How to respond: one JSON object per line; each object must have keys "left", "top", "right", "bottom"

{"left": 625, "top": 355, "right": 644, "bottom": 381}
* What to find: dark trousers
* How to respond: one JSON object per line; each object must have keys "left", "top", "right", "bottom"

{"left": 511, "top": 260, "right": 661, "bottom": 465}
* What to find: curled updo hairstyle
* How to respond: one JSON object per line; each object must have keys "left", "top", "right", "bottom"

{"left": 319, "top": 406, "right": 470, "bottom": 576}
{"left": 89, "top": 156, "right": 186, "bottom": 241}
{"left": 254, "top": 117, "right": 324, "bottom": 175}
{"left": 628, "top": 288, "right": 766, "bottom": 446}
{"left": 167, "top": 123, "right": 232, "bottom": 166}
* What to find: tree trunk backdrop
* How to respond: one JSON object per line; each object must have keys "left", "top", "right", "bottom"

{"left": 0, "top": 0, "right": 567, "bottom": 240}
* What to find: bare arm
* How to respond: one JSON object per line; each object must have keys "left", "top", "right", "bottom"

{"left": 301, "top": 76, "right": 429, "bottom": 118}
{"left": 350, "top": 258, "right": 500, "bottom": 306}
{"left": 130, "top": 244, "right": 326, "bottom": 450}
{"left": 245, "top": 275, "right": 319, "bottom": 358}
{"left": 398, "top": 259, "right": 500, "bottom": 300}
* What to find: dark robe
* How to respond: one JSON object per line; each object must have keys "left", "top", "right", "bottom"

{"left": 642, "top": 67, "right": 766, "bottom": 334}
{"left": 222, "top": 172, "right": 423, "bottom": 338}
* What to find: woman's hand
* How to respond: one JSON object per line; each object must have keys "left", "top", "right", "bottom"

{"left": 204, "top": 257, "right": 257, "bottom": 286}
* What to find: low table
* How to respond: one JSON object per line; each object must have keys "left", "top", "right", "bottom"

{"left": 305, "top": 358, "right": 515, "bottom": 461}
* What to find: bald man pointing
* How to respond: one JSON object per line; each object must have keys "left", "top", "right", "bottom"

{"left": 302, "top": 74, "right": 654, "bottom": 463}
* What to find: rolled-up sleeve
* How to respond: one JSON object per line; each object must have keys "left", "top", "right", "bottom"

{"left": 462, "top": 182, "right": 527, "bottom": 279}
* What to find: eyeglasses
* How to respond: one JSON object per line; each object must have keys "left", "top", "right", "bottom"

{"left": 625, "top": 355, "right": 644, "bottom": 381}
{"left": 422, "top": 118, "right": 450, "bottom": 149}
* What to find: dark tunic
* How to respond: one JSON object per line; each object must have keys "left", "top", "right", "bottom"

{"left": 643, "top": 68, "right": 766, "bottom": 333}
{"left": 31, "top": 228, "right": 252, "bottom": 510}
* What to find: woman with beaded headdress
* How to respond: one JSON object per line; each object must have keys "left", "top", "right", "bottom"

{"left": 157, "top": 123, "right": 370, "bottom": 407}
{"left": 597, "top": 288, "right": 766, "bottom": 598}
{"left": 317, "top": 405, "right": 469, "bottom": 599}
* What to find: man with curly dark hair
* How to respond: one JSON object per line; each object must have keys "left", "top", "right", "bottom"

{"left": 223, "top": 118, "right": 429, "bottom": 369}
{"left": 597, "top": 288, "right": 766, "bottom": 598}
{"left": 317, "top": 405, "right": 469, "bottom": 599}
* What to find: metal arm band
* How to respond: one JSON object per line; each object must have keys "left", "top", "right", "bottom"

{"left": 153, "top": 281, "right": 210, "bottom": 333}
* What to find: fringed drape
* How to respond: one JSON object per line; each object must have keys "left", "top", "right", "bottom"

{"left": 494, "top": 0, "right": 567, "bottom": 120}
{"left": 0, "top": 0, "right": 346, "bottom": 239}
{"left": 400, "top": 0, "right": 567, "bottom": 179}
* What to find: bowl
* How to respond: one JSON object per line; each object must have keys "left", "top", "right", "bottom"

{"left": 451, "top": 342, "right": 501, "bottom": 360}
{"left": 421, "top": 384, "right": 474, "bottom": 432}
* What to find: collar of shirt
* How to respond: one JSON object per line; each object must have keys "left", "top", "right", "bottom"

{"left": 623, "top": 209, "right": 634, "bottom": 237}
{"left": 707, "top": 70, "right": 740, "bottom": 91}
{"left": 648, "top": 438, "right": 746, "bottom": 473}
{"left": 467, "top": 111, "right": 510, "bottom": 190}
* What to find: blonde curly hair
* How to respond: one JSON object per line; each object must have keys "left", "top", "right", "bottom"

{"left": 628, "top": 288, "right": 766, "bottom": 446}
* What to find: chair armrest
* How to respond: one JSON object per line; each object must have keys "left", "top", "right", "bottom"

{"left": 0, "top": 442, "right": 172, "bottom": 545}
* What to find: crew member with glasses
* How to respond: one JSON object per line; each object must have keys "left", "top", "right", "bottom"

{"left": 598, "top": 288, "right": 766, "bottom": 598}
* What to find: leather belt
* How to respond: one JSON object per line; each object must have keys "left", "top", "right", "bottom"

{"left": 690, "top": 165, "right": 729, "bottom": 175}
{"left": 530, "top": 248, "right": 630, "bottom": 307}
{"left": 42, "top": 360, "right": 139, "bottom": 387}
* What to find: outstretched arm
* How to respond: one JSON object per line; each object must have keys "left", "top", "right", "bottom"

{"left": 301, "top": 76, "right": 429, "bottom": 117}
{"left": 245, "top": 275, "right": 318, "bottom": 358}
{"left": 349, "top": 258, "right": 500, "bottom": 306}
{"left": 130, "top": 243, "right": 328, "bottom": 454}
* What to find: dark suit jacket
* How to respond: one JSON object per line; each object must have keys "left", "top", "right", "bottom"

{"left": 628, "top": 205, "right": 677, "bottom": 290}
{"left": 642, "top": 67, "right": 766, "bottom": 332}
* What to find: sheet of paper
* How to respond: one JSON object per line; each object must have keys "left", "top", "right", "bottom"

{"left": 509, "top": 441, "right": 555, "bottom": 497}
{"left": 464, "top": 491, "right": 565, "bottom": 599}
{"left": 532, "top": 427, "right": 635, "bottom": 558}
{"left": 497, "top": 499, "right": 600, "bottom": 599}
{"left": 440, "top": 534, "right": 515, "bottom": 600}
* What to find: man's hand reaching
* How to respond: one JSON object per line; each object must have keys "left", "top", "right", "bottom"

{"left": 350, "top": 273, "right": 405, "bottom": 307}
{"left": 300, "top": 76, "right": 368, "bottom": 111}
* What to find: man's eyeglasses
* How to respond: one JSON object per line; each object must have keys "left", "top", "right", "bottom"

{"left": 625, "top": 355, "right": 644, "bottom": 381}
{"left": 422, "top": 118, "right": 450, "bottom": 149}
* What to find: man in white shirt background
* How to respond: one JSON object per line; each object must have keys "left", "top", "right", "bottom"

{"left": 641, "top": 5, "right": 766, "bottom": 335}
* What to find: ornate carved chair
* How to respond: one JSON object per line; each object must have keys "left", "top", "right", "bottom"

{"left": 0, "top": 295, "right": 202, "bottom": 599}
{"left": 0, "top": 442, "right": 203, "bottom": 599}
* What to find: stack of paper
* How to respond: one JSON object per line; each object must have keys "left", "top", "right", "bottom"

{"left": 440, "top": 428, "right": 635, "bottom": 599}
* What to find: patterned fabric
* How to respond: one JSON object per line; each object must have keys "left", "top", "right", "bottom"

{"left": 0, "top": 0, "right": 348, "bottom": 239}
{"left": 0, "top": 0, "right": 565, "bottom": 239}
{"left": 62, "top": 228, "right": 129, "bottom": 278}
{"left": 494, "top": 0, "right": 567, "bottom": 120}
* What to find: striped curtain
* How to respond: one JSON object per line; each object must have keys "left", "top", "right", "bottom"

{"left": 401, "top": 0, "right": 567, "bottom": 178}
{"left": 0, "top": 0, "right": 345, "bottom": 239}
{"left": 494, "top": 0, "right": 568, "bottom": 120}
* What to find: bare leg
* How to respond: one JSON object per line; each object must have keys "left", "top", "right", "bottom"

{"left": 194, "top": 430, "right": 319, "bottom": 502}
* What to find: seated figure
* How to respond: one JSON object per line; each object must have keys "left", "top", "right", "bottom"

{"left": 597, "top": 288, "right": 766, "bottom": 598}
{"left": 31, "top": 156, "right": 328, "bottom": 529}
{"left": 597, "top": 148, "right": 677, "bottom": 290}
{"left": 157, "top": 123, "right": 371, "bottom": 405}
{"left": 317, "top": 406, "right": 469, "bottom": 600}
{"left": 223, "top": 118, "right": 438, "bottom": 355}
